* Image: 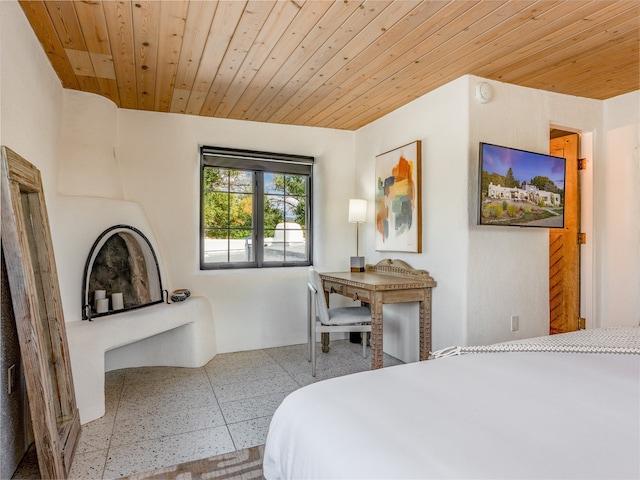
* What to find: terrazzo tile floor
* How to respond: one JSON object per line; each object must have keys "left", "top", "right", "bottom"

{"left": 17, "top": 340, "right": 403, "bottom": 479}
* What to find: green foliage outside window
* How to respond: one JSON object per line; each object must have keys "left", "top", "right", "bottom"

{"left": 203, "top": 167, "right": 253, "bottom": 239}
{"left": 203, "top": 167, "right": 307, "bottom": 239}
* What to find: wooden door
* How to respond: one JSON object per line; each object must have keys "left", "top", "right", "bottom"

{"left": 549, "top": 134, "right": 581, "bottom": 334}
{"left": 1, "top": 147, "right": 80, "bottom": 478}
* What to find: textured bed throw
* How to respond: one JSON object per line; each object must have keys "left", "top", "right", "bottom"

{"left": 431, "top": 326, "right": 640, "bottom": 358}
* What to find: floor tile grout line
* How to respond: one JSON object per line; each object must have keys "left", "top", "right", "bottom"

{"left": 15, "top": 341, "right": 391, "bottom": 479}
{"left": 83, "top": 341, "right": 388, "bottom": 479}
{"left": 105, "top": 368, "right": 227, "bottom": 452}
{"left": 103, "top": 365, "right": 234, "bottom": 479}
{"left": 203, "top": 361, "right": 239, "bottom": 452}
{"left": 100, "top": 369, "right": 127, "bottom": 480}
{"left": 264, "top": 345, "right": 309, "bottom": 388}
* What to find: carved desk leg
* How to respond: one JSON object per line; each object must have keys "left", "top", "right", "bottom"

{"left": 322, "top": 290, "right": 330, "bottom": 353}
{"left": 321, "top": 333, "right": 330, "bottom": 353}
{"left": 370, "top": 293, "right": 384, "bottom": 369}
{"left": 419, "top": 288, "right": 432, "bottom": 361}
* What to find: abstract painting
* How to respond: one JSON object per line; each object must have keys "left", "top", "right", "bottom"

{"left": 375, "top": 141, "right": 422, "bottom": 252}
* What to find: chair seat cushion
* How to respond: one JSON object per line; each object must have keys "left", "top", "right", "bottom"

{"left": 324, "top": 306, "right": 372, "bottom": 326}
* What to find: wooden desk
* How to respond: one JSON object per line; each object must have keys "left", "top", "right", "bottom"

{"left": 320, "top": 259, "right": 436, "bottom": 369}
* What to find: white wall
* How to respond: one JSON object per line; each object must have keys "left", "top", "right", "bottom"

{"left": 116, "top": 110, "right": 357, "bottom": 353}
{"left": 467, "top": 79, "right": 603, "bottom": 345}
{"left": 3, "top": 0, "right": 638, "bottom": 364}
{"left": 354, "top": 76, "right": 638, "bottom": 360}
{"left": 599, "top": 91, "right": 640, "bottom": 326}
{"left": 355, "top": 77, "right": 471, "bottom": 360}
{"left": 1, "top": 0, "right": 360, "bottom": 359}
{"left": 0, "top": 0, "right": 62, "bottom": 207}
{"left": 58, "top": 90, "right": 123, "bottom": 199}
{"left": 1, "top": 1, "right": 65, "bottom": 471}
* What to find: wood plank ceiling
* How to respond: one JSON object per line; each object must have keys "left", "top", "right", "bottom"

{"left": 20, "top": 0, "right": 640, "bottom": 131}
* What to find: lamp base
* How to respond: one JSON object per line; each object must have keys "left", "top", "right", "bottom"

{"left": 350, "top": 256, "right": 365, "bottom": 272}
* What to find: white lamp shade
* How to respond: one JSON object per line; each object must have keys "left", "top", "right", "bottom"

{"left": 348, "top": 199, "right": 367, "bottom": 223}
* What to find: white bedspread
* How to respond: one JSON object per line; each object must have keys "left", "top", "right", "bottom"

{"left": 264, "top": 350, "right": 640, "bottom": 479}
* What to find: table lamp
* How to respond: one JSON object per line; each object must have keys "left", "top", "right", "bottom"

{"left": 348, "top": 198, "right": 367, "bottom": 272}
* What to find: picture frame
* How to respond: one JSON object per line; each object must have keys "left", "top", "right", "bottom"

{"left": 375, "top": 141, "right": 422, "bottom": 253}
{"left": 478, "top": 142, "right": 566, "bottom": 228}
{"left": 1, "top": 146, "right": 80, "bottom": 478}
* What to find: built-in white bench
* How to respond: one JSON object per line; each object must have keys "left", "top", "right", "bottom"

{"left": 66, "top": 296, "right": 215, "bottom": 424}
{"left": 55, "top": 196, "right": 218, "bottom": 424}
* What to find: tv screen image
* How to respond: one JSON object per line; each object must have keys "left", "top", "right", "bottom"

{"left": 478, "top": 142, "right": 566, "bottom": 228}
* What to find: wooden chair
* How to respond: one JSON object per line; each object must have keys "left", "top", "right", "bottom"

{"left": 307, "top": 266, "right": 372, "bottom": 377}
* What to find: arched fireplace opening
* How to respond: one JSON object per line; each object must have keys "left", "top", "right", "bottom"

{"left": 82, "top": 225, "right": 166, "bottom": 320}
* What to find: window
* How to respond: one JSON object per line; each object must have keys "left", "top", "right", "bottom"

{"left": 200, "top": 146, "right": 313, "bottom": 269}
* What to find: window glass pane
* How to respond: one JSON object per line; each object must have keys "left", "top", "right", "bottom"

{"left": 201, "top": 148, "right": 312, "bottom": 269}
{"left": 204, "top": 167, "right": 229, "bottom": 191}
{"left": 263, "top": 222, "right": 284, "bottom": 262}
{"left": 263, "top": 223, "right": 308, "bottom": 263}
{"left": 229, "top": 193, "right": 253, "bottom": 229}
{"left": 264, "top": 193, "right": 285, "bottom": 226}
{"left": 285, "top": 175, "right": 306, "bottom": 196}
{"left": 288, "top": 195, "right": 306, "bottom": 229}
{"left": 265, "top": 173, "right": 306, "bottom": 225}
{"left": 230, "top": 231, "right": 253, "bottom": 262}
{"left": 284, "top": 225, "right": 307, "bottom": 262}
{"left": 263, "top": 175, "right": 308, "bottom": 263}
{"left": 203, "top": 232, "right": 229, "bottom": 263}
{"left": 205, "top": 167, "right": 253, "bottom": 193}
{"left": 203, "top": 167, "right": 255, "bottom": 265}
{"left": 203, "top": 192, "right": 229, "bottom": 229}
{"left": 286, "top": 175, "right": 307, "bottom": 228}
{"left": 264, "top": 172, "right": 278, "bottom": 195}
{"left": 204, "top": 231, "right": 254, "bottom": 263}
{"left": 229, "top": 170, "right": 253, "bottom": 194}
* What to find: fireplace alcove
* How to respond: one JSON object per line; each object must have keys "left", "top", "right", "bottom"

{"left": 82, "top": 225, "right": 167, "bottom": 320}
{"left": 56, "top": 196, "right": 217, "bottom": 425}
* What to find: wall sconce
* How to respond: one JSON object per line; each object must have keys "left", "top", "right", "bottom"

{"left": 348, "top": 198, "right": 367, "bottom": 272}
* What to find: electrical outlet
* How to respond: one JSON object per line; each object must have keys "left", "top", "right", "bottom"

{"left": 510, "top": 315, "right": 519, "bottom": 332}
{"left": 7, "top": 364, "right": 16, "bottom": 394}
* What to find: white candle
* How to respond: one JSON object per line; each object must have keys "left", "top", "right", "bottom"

{"left": 96, "top": 298, "right": 109, "bottom": 313}
{"left": 112, "top": 292, "right": 124, "bottom": 310}
{"left": 94, "top": 290, "right": 106, "bottom": 309}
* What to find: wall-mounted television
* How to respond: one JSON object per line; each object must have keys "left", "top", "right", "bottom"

{"left": 478, "top": 142, "right": 566, "bottom": 228}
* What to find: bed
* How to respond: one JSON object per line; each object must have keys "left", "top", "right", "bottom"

{"left": 263, "top": 327, "right": 640, "bottom": 479}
